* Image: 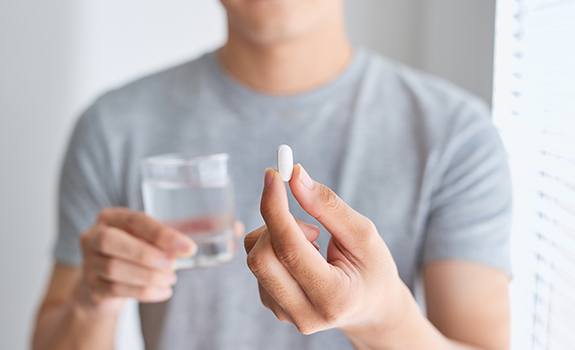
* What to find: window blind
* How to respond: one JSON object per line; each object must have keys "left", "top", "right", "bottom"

{"left": 492, "top": 0, "right": 575, "bottom": 349}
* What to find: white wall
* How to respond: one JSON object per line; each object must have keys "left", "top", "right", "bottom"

{"left": 418, "top": 0, "right": 496, "bottom": 104}
{"left": 346, "top": 0, "right": 496, "bottom": 103}
{"left": 0, "top": 1, "right": 495, "bottom": 348}
{"left": 0, "top": 1, "right": 76, "bottom": 349}
{"left": 0, "top": 1, "right": 225, "bottom": 349}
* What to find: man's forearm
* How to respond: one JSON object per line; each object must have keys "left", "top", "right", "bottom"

{"left": 343, "top": 284, "right": 478, "bottom": 350}
{"left": 33, "top": 287, "right": 119, "bottom": 350}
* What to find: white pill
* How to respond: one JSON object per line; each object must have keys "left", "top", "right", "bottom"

{"left": 277, "top": 144, "right": 294, "bottom": 182}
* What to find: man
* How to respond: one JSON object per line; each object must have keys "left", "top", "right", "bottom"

{"left": 33, "top": 1, "right": 511, "bottom": 349}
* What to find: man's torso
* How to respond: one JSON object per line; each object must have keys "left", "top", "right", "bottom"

{"left": 65, "top": 49, "right": 496, "bottom": 349}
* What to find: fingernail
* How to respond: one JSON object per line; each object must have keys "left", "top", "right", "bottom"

{"left": 174, "top": 237, "right": 197, "bottom": 256}
{"left": 264, "top": 168, "right": 274, "bottom": 188}
{"left": 298, "top": 165, "right": 314, "bottom": 190}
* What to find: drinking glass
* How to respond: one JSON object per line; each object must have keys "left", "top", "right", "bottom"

{"left": 141, "top": 153, "right": 235, "bottom": 269}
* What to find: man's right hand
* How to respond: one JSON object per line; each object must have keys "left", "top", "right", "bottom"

{"left": 75, "top": 208, "right": 197, "bottom": 314}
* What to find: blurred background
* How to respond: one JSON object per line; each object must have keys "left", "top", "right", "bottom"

{"left": 0, "top": 1, "right": 495, "bottom": 348}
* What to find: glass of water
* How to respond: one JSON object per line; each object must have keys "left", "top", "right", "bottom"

{"left": 142, "top": 153, "right": 235, "bottom": 269}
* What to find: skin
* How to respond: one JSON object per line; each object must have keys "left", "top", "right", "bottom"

{"left": 245, "top": 166, "right": 509, "bottom": 350}
{"left": 33, "top": 0, "right": 510, "bottom": 349}
{"left": 218, "top": 0, "right": 352, "bottom": 94}
{"left": 33, "top": 208, "right": 244, "bottom": 349}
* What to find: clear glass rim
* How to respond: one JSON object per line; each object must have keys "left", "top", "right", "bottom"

{"left": 142, "top": 153, "right": 229, "bottom": 168}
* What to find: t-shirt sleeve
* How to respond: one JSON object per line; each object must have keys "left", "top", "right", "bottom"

{"left": 422, "top": 101, "right": 512, "bottom": 275}
{"left": 54, "top": 100, "right": 119, "bottom": 266}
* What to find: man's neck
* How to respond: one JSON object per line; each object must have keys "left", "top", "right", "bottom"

{"left": 218, "top": 19, "right": 352, "bottom": 95}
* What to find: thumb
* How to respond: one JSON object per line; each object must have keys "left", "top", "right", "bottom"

{"left": 289, "top": 164, "right": 377, "bottom": 250}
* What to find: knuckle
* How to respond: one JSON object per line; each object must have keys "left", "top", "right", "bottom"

{"left": 246, "top": 252, "right": 267, "bottom": 276}
{"left": 259, "top": 202, "right": 270, "bottom": 218}
{"left": 319, "top": 307, "right": 341, "bottom": 325}
{"left": 275, "top": 248, "right": 300, "bottom": 269}
{"left": 317, "top": 298, "right": 348, "bottom": 325}
{"left": 260, "top": 198, "right": 280, "bottom": 219}
{"left": 354, "top": 218, "right": 379, "bottom": 243}
{"left": 358, "top": 216, "right": 377, "bottom": 235}
{"left": 362, "top": 218, "right": 378, "bottom": 235}
{"left": 319, "top": 185, "right": 340, "bottom": 212}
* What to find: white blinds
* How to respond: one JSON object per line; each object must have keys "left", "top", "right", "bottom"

{"left": 492, "top": 0, "right": 575, "bottom": 349}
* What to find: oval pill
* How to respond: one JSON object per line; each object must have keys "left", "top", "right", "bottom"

{"left": 277, "top": 144, "right": 294, "bottom": 182}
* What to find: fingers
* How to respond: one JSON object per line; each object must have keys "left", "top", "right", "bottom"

{"left": 244, "top": 221, "right": 320, "bottom": 254}
{"left": 91, "top": 277, "right": 173, "bottom": 303}
{"left": 79, "top": 208, "right": 212, "bottom": 306}
{"left": 260, "top": 170, "right": 328, "bottom": 273}
{"left": 296, "top": 221, "right": 321, "bottom": 244}
{"left": 81, "top": 223, "right": 179, "bottom": 303}
{"left": 97, "top": 208, "right": 196, "bottom": 258}
{"left": 258, "top": 283, "right": 292, "bottom": 323}
{"left": 90, "top": 225, "right": 173, "bottom": 269}
{"left": 169, "top": 216, "right": 226, "bottom": 233}
{"left": 91, "top": 254, "right": 177, "bottom": 288}
{"left": 260, "top": 169, "right": 335, "bottom": 302}
{"left": 247, "top": 231, "right": 326, "bottom": 333}
{"left": 289, "top": 164, "right": 378, "bottom": 250}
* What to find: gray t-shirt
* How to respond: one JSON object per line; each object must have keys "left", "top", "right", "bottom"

{"left": 55, "top": 49, "right": 511, "bottom": 350}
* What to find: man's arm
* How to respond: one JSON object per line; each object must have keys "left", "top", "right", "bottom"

{"left": 346, "top": 262, "right": 510, "bottom": 350}
{"left": 32, "top": 208, "right": 197, "bottom": 350}
{"left": 244, "top": 166, "right": 510, "bottom": 350}
{"left": 32, "top": 264, "right": 118, "bottom": 350}
{"left": 424, "top": 261, "right": 510, "bottom": 349}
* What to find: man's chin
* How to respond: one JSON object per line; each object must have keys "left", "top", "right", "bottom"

{"left": 234, "top": 17, "right": 320, "bottom": 45}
